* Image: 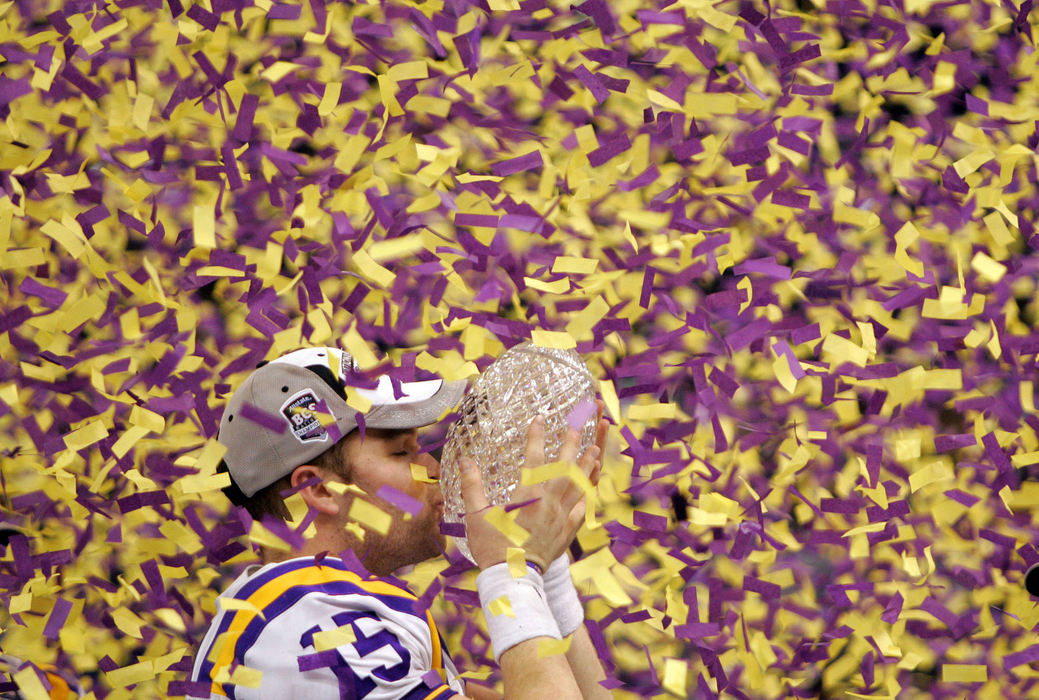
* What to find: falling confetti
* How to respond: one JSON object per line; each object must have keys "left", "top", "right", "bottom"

{"left": 1, "top": 0, "right": 1038, "bottom": 697}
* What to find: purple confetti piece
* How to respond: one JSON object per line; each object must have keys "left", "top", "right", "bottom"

{"left": 43, "top": 597, "right": 73, "bottom": 640}
{"left": 233, "top": 93, "right": 258, "bottom": 141}
{"left": 375, "top": 485, "right": 424, "bottom": 515}
{"left": 572, "top": 65, "right": 610, "bottom": 104}
{"left": 0, "top": 77, "right": 32, "bottom": 107}
{"left": 1005, "top": 644, "right": 1039, "bottom": 670}
{"left": 492, "top": 150, "right": 543, "bottom": 176}
{"left": 566, "top": 399, "right": 596, "bottom": 430}
{"left": 236, "top": 402, "right": 287, "bottom": 434}
{"left": 454, "top": 213, "right": 499, "bottom": 228}
{"left": 18, "top": 277, "right": 68, "bottom": 307}
{"left": 186, "top": 4, "right": 220, "bottom": 30}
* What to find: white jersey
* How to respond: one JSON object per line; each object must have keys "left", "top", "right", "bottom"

{"left": 188, "top": 556, "right": 465, "bottom": 700}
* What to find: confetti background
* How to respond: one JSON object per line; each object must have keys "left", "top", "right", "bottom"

{"left": 1, "top": 0, "right": 1039, "bottom": 697}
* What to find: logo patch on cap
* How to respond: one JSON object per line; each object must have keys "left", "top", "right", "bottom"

{"left": 281, "top": 390, "right": 332, "bottom": 443}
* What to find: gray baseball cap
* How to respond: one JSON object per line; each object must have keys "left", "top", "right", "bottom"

{"left": 218, "top": 347, "right": 467, "bottom": 497}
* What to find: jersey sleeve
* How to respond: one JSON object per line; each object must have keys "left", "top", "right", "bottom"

{"left": 286, "top": 591, "right": 464, "bottom": 700}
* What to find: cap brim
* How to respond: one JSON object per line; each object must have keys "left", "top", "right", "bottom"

{"left": 365, "top": 379, "right": 467, "bottom": 430}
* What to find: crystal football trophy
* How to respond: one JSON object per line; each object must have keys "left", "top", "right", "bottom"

{"left": 440, "top": 341, "right": 598, "bottom": 563}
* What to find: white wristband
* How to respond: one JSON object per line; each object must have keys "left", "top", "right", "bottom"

{"left": 476, "top": 563, "right": 561, "bottom": 662}
{"left": 543, "top": 554, "right": 584, "bottom": 637}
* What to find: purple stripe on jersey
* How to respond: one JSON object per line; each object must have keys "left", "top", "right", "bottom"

{"left": 194, "top": 557, "right": 416, "bottom": 695}
{"left": 194, "top": 558, "right": 324, "bottom": 694}
{"left": 232, "top": 579, "right": 426, "bottom": 667}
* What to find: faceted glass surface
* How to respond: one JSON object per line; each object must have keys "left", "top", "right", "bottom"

{"left": 440, "top": 342, "right": 597, "bottom": 562}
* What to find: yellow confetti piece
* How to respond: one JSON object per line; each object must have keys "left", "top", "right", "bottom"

{"left": 349, "top": 499, "right": 392, "bottom": 535}
{"left": 598, "top": 378, "right": 621, "bottom": 423}
{"left": 909, "top": 459, "right": 953, "bottom": 492}
{"left": 970, "top": 251, "right": 1006, "bottom": 282}
{"left": 931, "top": 60, "right": 956, "bottom": 94}
{"left": 893, "top": 222, "right": 924, "bottom": 277}
{"left": 107, "top": 660, "right": 156, "bottom": 688}
{"left": 366, "top": 234, "right": 425, "bottom": 262}
{"left": 0, "top": 247, "right": 47, "bottom": 269}
{"left": 112, "top": 608, "right": 146, "bottom": 639}
{"left": 565, "top": 295, "right": 609, "bottom": 340}
{"left": 524, "top": 277, "right": 570, "bottom": 294}
{"left": 410, "top": 462, "right": 438, "bottom": 483}
{"left": 352, "top": 249, "right": 395, "bottom": 288}
{"left": 694, "top": 6, "right": 737, "bottom": 32}
{"left": 772, "top": 353, "right": 798, "bottom": 394}
{"left": 41, "top": 216, "right": 88, "bottom": 258}
{"left": 387, "top": 60, "right": 429, "bottom": 81}
{"left": 342, "top": 324, "right": 380, "bottom": 370}
{"left": 261, "top": 61, "right": 299, "bottom": 83}
{"left": 377, "top": 75, "right": 405, "bottom": 117}
{"left": 628, "top": 403, "right": 677, "bottom": 421}
{"left": 318, "top": 82, "right": 342, "bottom": 116}
{"left": 520, "top": 459, "right": 568, "bottom": 486}
{"left": 12, "top": 667, "right": 51, "bottom": 700}
{"left": 647, "top": 89, "right": 683, "bottom": 111}
{"left": 552, "top": 256, "right": 599, "bottom": 275}
{"left": 129, "top": 404, "right": 165, "bottom": 434}
{"left": 9, "top": 590, "right": 32, "bottom": 614}
{"left": 313, "top": 625, "right": 357, "bottom": 651}
{"left": 983, "top": 211, "right": 1014, "bottom": 247}
{"left": 196, "top": 265, "right": 245, "bottom": 277}
{"left": 821, "top": 333, "right": 869, "bottom": 367}
{"left": 987, "top": 320, "right": 1002, "bottom": 359}
{"left": 216, "top": 597, "right": 267, "bottom": 619}
{"left": 953, "top": 149, "right": 995, "bottom": 178}
{"left": 689, "top": 508, "right": 728, "bottom": 527}
{"left": 941, "top": 664, "right": 987, "bottom": 682}
{"left": 177, "top": 471, "right": 232, "bottom": 495}
{"left": 482, "top": 506, "right": 529, "bottom": 546}
{"left": 107, "top": 421, "right": 147, "bottom": 461}
{"left": 537, "top": 637, "right": 572, "bottom": 657}
{"left": 921, "top": 369, "right": 962, "bottom": 390}
{"left": 531, "top": 329, "right": 577, "bottom": 349}
{"left": 195, "top": 439, "right": 229, "bottom": 474}
{"left": 132, "top": 92, "right": 154, "bottom": 131}
{"left": 1011, "top": 450, "right": 1039, "bottom": 468}
{"left": 82, "top": 17, "right": 128, "bottom": 54}
{"left": 192, "top": 204, "right": 216, "bottom": 249}
{"left": 487, "top": 595, "right": 515, "bottom": 617}
{"left": 228, "top": 665, "right": 264, "bottom": 688}
{"left": 506, "top": 547, "right": 529, "bottom": 578}
{"left": 685, "top": 92, "right": 738, "bottom": 118}
{"left": 63, "top": 419, "right": 108, "bottom": 451}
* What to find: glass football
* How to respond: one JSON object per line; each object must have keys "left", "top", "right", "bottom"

{"left": 439, "top": 341, "right": 598, "bottom": 563}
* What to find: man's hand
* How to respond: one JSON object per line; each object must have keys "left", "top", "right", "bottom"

{"left": 461, "top": 414, "right": 601, "bottom": 571}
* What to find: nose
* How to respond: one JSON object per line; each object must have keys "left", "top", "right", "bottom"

{"left": 416, "top": 451, "right": 441, "bottom": 481}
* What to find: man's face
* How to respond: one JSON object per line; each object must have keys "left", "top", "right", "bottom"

{"left": 338, "top": 427, "right": 445, "bottom": 572}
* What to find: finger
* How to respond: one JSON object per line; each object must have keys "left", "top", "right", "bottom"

{"left": 556, "top": 444, "right": 599, "bottom": 510}
{"left": 459, "top": 458, "right": 489, "bottom": 513}
{"left": 524, "top": 415, "right": 547, "bottom": 468}
{"left": 557, "top": 425, "right": 581, "bottom": 464}
{"left": 564, "top": 497, "right": 586, "bottom": 543}
{"left": 588, "top": 451, "right": 602, "bottom": 487}
{"left": 595, "top": 413, "right": 608, "bottom": 456}
{"left": 545, "top": 428, "right": 584, "bottom": 501}
{"left": 578, "top": 443, "right": 599, "bottom": 477}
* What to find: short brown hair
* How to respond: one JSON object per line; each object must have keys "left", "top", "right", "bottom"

{"left": 219, "top": 437, "right": 352, "bottom": 521}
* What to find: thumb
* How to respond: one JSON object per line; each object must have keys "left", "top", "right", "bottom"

{"left": 460, "top": 458, "right": 489, "bottom": 514}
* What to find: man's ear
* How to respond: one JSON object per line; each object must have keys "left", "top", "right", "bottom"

{"left": 290, "top": 464, "right": 341, "bottom": 516}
